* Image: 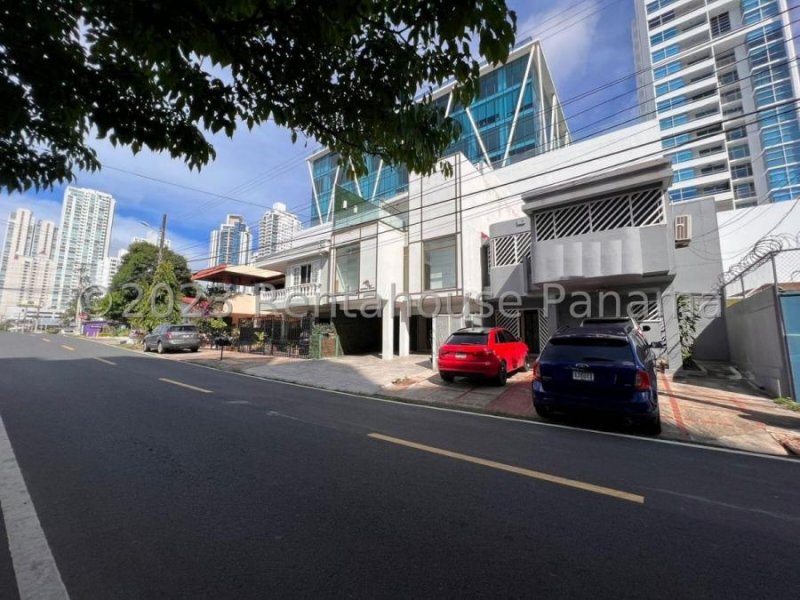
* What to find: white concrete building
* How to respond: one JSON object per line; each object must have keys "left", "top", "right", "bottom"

{"left": 251, "top": 40, "right": 573, "bottom": 360}
{"left": 257, "top": 202, "right": 302, "bottom": 258}
{"left": 632, "top": 0, "right": 800, "bottom": 209}
{"left": 51, "top": 187, "right": 116, "bottom": 312}
{"left": 0, "top": 208, "right": 58, "bottom": 319}
{"left": 208, "top": 214, "right": 251, "bottom": 267}
{"left": 97, "top": 248, "right": 129, "bottom": 290}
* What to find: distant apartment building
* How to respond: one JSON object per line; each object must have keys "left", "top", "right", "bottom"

{"left": 633, "top": 0, "right": 800, "bottom": 209}
{"left": 208, "top": 214, "right": 251, "bottom": 267}
{"left": 51, "top": 187, "right": 116, "bottom": 312}
{"left": 97, "top": 249, "right": 128, "bottom": 290}
{"left": 257, "top": 202, "right": 302, "bottom": 258}
{"left": 0, "top": 208, "right": 58, "bottom": 319}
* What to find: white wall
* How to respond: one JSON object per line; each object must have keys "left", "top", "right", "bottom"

{"left": 717, "top": 202, "right": 800, "bottom": 271}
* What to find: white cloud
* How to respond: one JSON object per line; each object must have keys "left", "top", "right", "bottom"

{"left": 3, "top": 194, "right": 63, "bottom": 226}
{"left": 518, "top": 0, "right": 603, "bottom": 86}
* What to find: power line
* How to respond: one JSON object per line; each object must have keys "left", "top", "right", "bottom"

{"left": 128, "top": 16, "right": 800, "bottom": 256}
{"left": 180, "top": 98, "right": 800, "bottom": 266}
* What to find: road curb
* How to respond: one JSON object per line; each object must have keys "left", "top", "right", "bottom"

{"left": 68, "top": 334, "right": 800, "bottom": 462}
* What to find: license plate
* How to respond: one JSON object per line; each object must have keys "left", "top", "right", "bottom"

{"left": 455, "top": 352, "right": 467, "bottom": 359}
{"left": 572, "top": 371, "right": 594, "bottom": 382}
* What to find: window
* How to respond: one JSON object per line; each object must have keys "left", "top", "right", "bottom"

{"left": 710, "top": 12, "right": 731, "bottom": 37}
{"left": 424, "top": 236, "right": 457, "bottom": 290}
{"left": 731, "top": 163, "right": 753, "bottom": 179}
{"left": 654, "top": 61, "right": 681, "bottom": 80}
{"left": 657, "top": 95, "right": 687, "bottom": 112}
{"left": 652, "top": 44, "right": 679, "bottom": 63}
{"left": 655, "top": 78, "right": 684, "bottom": 97}
{"left": 647, "top": 0, "right": 676, "bottom": 14}
{"left": 291, "top": 263, "right": 317, "bottom": 286}
{"left": 728, "top": 144, "right": 750, "bottom": 160}
{"left": 734, "top": 183, "right": 756, "bottom": 199}
{"left": 668, "top": 149, "right": 694, "bottom": 164}
{"left": 649, "top": 10, "right": 675, "bottom": 30}
{"left": 699, "top": 163, "right": 727, "bottom": 176}
{"left": 718, "top": 70, "right": 738, "bottom": 85}
{"left": 698, "top": 144, "right": 723, "bottom": 156}
{"left": 670, "top": 187, "right": 698, "bottom": 202}
{"left": 743, "top": 0, "right": 779, "bottom": 25}
{"left": 725, "top": 126, "right": 747, "bottom": 141}
{"left": 334, "top": 244, "right": 360, "bottom": 293}
{"left": 650, "top": 27, "right": 677, "bottom": 46}
{"left": 662, "top": 132, "right": 690, "bottom": 148}
{"left": 660, "top": 113, "right": 689, "bottom": 130}
{"left": 715, "top": 50, "right": 736, "bottom": 68}
{"left": 673, "top": 168, "right": 695, "bottom": 182}
{"left": 445, "top": 331, "right": 487, "bottom": 345}
{"left": 541, "top": 338, "right": 634, "bottom": 363}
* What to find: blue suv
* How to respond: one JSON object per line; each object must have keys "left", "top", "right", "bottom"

{"left": 532, "top": 324, "right": 661, "bottom": 434}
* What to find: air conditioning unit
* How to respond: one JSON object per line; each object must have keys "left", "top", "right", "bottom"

{"left": 674, "top": 214, "right": 692, "bottom": 247}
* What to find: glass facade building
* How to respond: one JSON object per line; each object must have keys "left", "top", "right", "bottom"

{"left": 633, "top": 0, "right": 800, "bottom": 209}
{"left": 307, "top": 40, "right": 569, "bottom": 226}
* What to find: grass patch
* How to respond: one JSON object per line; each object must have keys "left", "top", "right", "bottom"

{"left": 774, "top": 397, "right": 800, "bottom": 412}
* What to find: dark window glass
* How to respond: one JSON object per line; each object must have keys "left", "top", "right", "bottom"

{"left": 445, "top": 332, "right": 488, "bottom": 345}
{"left": 169, "top": 325, "right": 198, "bottom": 332}
{"left": 541, "top": 338, "right": 635, "bottom": 362}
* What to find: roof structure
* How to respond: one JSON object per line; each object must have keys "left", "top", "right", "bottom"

{"left": 191, "top": 264, "right": 284, "bottom": 287}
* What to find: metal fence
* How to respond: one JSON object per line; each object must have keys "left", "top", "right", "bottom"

{"left": 239, "top": 316, "right": 313, "bottom": 358}
{"left": 723, "top": 247, "right": 800, "bottom": 300}
{"left": 722, "top": 247, "right": 800, "bottom": 401}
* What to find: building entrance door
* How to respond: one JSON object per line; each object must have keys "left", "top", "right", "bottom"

{"left": 521, "top": 310, "right": 540, "bottom": 354}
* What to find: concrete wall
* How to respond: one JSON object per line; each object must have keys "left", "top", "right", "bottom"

{"left": 726, "top": 288, "right": 790, "bottom": 398}
{"left": 531, "top": 224, "right": 672, "bottom": 284}
{"left": 671, "top": 198, "right": 729, "bottom": 361}
{"left": 717, "top": 202, "right": 800, "bottom": 271}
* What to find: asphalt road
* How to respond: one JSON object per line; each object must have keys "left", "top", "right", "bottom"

{"left": 0, "top": 331, "right": 799, "bottom": 599}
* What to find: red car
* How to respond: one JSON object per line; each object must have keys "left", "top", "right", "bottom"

{"left": 438, "top": 327, "right": 530, "bottom": 386}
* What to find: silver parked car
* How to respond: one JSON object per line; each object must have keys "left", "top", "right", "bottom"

{"left": 143, "top": 324, "right": 201, "bottom": 353}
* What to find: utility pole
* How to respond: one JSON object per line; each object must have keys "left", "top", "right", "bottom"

{"left": 157, "top": 213, "right": 168, "bottom": 266}
{"left": 73, "top": 263, "right": 89, "bottom": 328}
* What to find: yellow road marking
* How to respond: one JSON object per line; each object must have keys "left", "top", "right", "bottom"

{"left": 41, "top": 338, "right": 51, "bottom": 343}
{"left": 93, "top": 357, "right": 116, "bottom": 366}
{"left": 158, "top": 378, "right": 212, "bottom": 394}
{"left": 367, "top": 433, "right": 645, "bottom": 504}
{"left": 60, "top": 345, "right": 75, "bottom": 351}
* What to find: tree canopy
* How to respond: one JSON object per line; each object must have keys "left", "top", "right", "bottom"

{"left": 129, "top": 260, "right": 184, "bottom": 332}
{"left": 110, "top": 241, "right": 192, "bottom": 293}
{"left": 104, "top": 241, "right": 192, "bottom": 321}
{"left": 1, "top": 1, "right": 517, "bottom": 193}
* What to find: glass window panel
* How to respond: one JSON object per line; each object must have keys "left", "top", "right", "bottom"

{"left": 424, "top": 236, "right": 457, "bottom": 290}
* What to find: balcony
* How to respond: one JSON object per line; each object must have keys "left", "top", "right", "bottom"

{"left": 260, "top": 282, "right": 322, "bottom": 309}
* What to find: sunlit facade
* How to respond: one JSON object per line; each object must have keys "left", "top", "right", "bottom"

{"left": 633, "top": 0, "right": 800, "bottom": 209}
{"left": 307, "top": 40, "right": 570, "bottom": 225}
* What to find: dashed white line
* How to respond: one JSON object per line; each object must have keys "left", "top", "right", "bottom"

{"left": 92, "top": 357, "right": 116, "bottom": 366}
{"left": 0, "top": 414, "right": 70, "bottom": 599}
{"left": 59, "top": 345, "right": 75, "bottom": 352}
{"left": 158, "top": 378, "right": 213, "bottom": 394}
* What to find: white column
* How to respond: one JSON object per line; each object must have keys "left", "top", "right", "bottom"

{"left": 398, "top": 302, "right": 410, "bottom": 357}
{"left": 381, "top": 300, "right": 395, "bottom": 361}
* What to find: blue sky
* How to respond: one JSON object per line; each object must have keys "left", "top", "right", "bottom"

{"left": 0, "top": 0, "right": 715, "bottom": 267}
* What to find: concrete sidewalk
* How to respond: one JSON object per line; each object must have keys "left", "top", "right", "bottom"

{"left": 92, "top": 338, "right": 800, "bottom": 457}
